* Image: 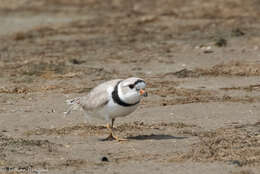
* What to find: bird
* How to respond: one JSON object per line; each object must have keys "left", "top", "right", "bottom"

{"left": 64, "top": 77, "right": 148, "bottom": 141}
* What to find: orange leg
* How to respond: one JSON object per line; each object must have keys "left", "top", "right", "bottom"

{"left": 103, "top": 119, "right": 127, "bottom": 141}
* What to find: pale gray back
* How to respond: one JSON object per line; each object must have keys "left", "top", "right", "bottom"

{"left": 79, "top": 79, "right": 122, "bottom": 111}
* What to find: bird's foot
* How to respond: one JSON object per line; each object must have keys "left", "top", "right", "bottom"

{"left": 102, "top": 133, "right": 128, "bottom": 142}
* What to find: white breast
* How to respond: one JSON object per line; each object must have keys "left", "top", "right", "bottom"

{"left": 94, "top": 99, "right": 137, "bottom": 121}
{"left": 87, "top": 86, "right": 138, "bottom": 121}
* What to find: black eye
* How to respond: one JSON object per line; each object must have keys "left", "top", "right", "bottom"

{"left": 128, "top": 84, "right": 134, "bottom": 89}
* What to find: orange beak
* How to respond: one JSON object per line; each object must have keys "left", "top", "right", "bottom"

{"left": 140, "top": 89, "right": 148, "bottom": 97}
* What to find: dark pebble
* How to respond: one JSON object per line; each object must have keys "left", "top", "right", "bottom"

{"left": 69, "top": 59, "right": 85, "bottom": 65}
{"left": 101, "top": 156, "right": 109, "bottom": 162}
{"left": 231, "top": 28, "right": 245, "bottom": 37}
{"left": 229, "top": 160, "right": 242, "bottom": 167}
{"left": 203, "top": 50, "right": 214, "bottom": 54}
{"left": 215, "top": 38, "right": 227, "bottom": 47}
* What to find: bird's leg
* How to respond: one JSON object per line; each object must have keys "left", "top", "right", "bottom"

{"left": 111, "top": 118, "right": 128, "bottom": 141}
{"left": 103, "top": 118, "right": 127, "bottom": 141}
{"left": 103, "top": 121, "right": 114, "bottom": 141}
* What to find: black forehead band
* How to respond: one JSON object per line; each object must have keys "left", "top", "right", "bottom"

{"left": 133, "top": 79, "right": 145, "bottom": 86}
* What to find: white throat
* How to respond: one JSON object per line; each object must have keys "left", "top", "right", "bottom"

{"left": 118, "top": 83, "right": 139, "bottom": 104}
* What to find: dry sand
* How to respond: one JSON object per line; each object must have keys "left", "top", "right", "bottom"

{"left": 0, "top": 0, "right": 260, "bottom": 174}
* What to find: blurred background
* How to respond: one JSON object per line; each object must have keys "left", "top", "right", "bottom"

{"left": 1, "top": 0, "right": 260, "bottom": 89}
{"left": 0, "top": 1, "right": 260, "bottom": 173}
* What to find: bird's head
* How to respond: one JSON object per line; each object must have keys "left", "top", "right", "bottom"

{"left": 118, "top": 77, "right": 148, "bottom": 104}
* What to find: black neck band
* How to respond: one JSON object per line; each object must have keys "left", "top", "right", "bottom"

{"left": 112, "top": 81, "right": 140, "bottom": 107}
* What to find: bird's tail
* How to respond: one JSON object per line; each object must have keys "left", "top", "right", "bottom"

{"left": 64, "top": 97, "right": 81, "bottom": 116}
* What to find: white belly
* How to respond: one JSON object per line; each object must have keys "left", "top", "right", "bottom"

{"left": 94, "top": 100, "right": 138, "bottom": 121}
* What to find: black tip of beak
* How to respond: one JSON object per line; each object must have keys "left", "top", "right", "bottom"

{"left": 143, "top": 92, "right": 148, "bottom": 97}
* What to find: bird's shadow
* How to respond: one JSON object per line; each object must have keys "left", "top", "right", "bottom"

{"left": 127, "top": 134, "right": 187, "bottom": 140}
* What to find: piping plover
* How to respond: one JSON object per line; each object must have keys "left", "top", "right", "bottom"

{"left": 65, "top": 77, "right": 148, "bottom": 141}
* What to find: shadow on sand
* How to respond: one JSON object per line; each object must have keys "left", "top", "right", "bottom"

{"left": 127, "top": 134, "right": 187, "bottom": 140}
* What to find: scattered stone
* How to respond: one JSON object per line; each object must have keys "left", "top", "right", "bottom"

{"left": 12, "top": 32, "right": 26, "bottom": 41}
{"left": 215, "top": 38, "right": 227, "bottom": 47}
{"left": 231, "top": 28, "right": 245, "bottom": 37}
{"left": 198, "top": 45, "right": 214, "bottom": 53}
{"left": 229, "top": 160, "right": 243, "bottom": 167}
{"left": 203, "top": 50, "right": 214, "bottom": 54}
{"left": 69, "top": 59, "right": 85, "bottom": 65}
{"left": 101, "top": 156, "right": 109, "bottom": 162}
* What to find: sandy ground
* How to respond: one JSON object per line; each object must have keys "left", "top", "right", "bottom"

{"left": 0, "top": 0, "right": 260, "bottom": 173}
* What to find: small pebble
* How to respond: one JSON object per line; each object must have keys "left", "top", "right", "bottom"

{"left": 203, "top": 50, "right": 214, "bottom": 54}
{"left": 215, "top": 38, "right": 227, "bottom": 47}
{"left": 229, "top": 160, "right": 242, "bottom": 167}
{"left": 101, "top": 156, "right": 109, "bottom": 162}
